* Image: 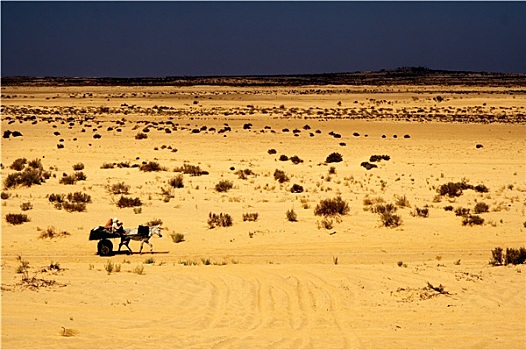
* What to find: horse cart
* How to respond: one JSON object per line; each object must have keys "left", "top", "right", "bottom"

{"left": 89, "top": 225, "right": 161, "bottom": 256}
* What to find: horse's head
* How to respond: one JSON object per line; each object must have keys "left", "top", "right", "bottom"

{"left": 151, "top": 225, "right": 162, "bottom": 238}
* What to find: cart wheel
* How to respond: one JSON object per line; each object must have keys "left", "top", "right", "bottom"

{"left": 98, "top": 239, "right": 113, "bottom": 256}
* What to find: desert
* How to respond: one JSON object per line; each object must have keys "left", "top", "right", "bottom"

{"left": 1, "top": 71, "right": 525, "bottom": 349}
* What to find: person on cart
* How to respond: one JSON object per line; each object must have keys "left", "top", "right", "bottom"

{"left": 112, "top": 218, "right": 125, "bottom": 236}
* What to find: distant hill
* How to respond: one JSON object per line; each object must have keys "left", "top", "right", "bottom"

{"left": 2, "top": 67, "right": 526, "bottom": 87}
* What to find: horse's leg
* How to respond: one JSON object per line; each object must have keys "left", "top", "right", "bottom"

{"left": 125, "top": 238, "right": 132, "bottom": 254}
{"left": 139, "top": 240, "right": 144, "bottom": 254}
{"left": 148, "top": 240, "right": 154, "bottom": 253}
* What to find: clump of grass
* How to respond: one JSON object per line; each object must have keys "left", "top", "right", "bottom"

{"left": 372, "top": 203, "right": 402, "bottom": 228}
{"left": 444, "top": 205, "right": 454, "bottom": 211}
{"left": 170, "top": 233, "right": 185, "bottom": 243}
{"left": 369, "top": 155, "right": 391, "bottom": 162}
{"left": 139, "top": 161, "right": 166, "bottom": 172}
{"left": 117, "top": 196, "right": 142, "bottom": 208}
{"left": 173, "top": 164, "right": 208, "bottom": 176}
{"left": 6, "top": 213, "right": 30, "bottom": 225}
{"left": 208, "top": 212, "right": 233, "bottom": 228}
{"left": 318, "top": 218, "right": 334, "bottom": 230}
{"left": 395, "top": 194, "right": 410, "bottom": 208}
{"left": 490, "top": 247, "right": 526, "bottom": 266}
{"left": 72, "top": 163, "right": 84, "bottom": 171}
{"left": 39, "top": 226, "right": 70, "bottom": 239}
{"left": 169, "top": 174, "right": 184, "bottom": 188}
{"left": 135, "top": 132, "right": 148, "bottom": 140}
{"left": 104, "top": 261, "right": 114, "bottom": 274}
{"left": 412, "top": 207, "right": 429, "bottom": 218}
{"left": 326, "top": 152, "right": 343, "bottom": 163}
{"left": 273, "top": 169, "right": 289, "bottom": 183}
{"left": 62, "top": 202, "right": 87, "bottom": 212}
{"left": 473, "top": 202, "right": 489, "bottom": 214}
{"left": 360, "top": 162, "right": 377, "bottom": 170}
{"left": 20, "top": 202, "right": 33, "bottom": 211}
{"left": 286, "top": 209, "right": 298, "bottom": 222}
{"left": 437, "top": 181, "right": 471, "bottom": 197}
{"left": 146, "top": 218, "right": 163, "bottom": 226}
{"left": 328, "top": 166, "right": 336, "bottom": 175}
{"left": 242, "top": 213, "right": 259, "bottom": 222}
{"left": 4, "top": 168, "right": 46, "bottom": 189}
{"left": 10, "top": 158, "right": 28, "bottom": 171}
{"left": 462, "top": 215, "right": 484, "bottom": 226}
{"left": 133, "top": 264, "right": 145, "bottom": 275}
{"left": 59, "top": 172, "right": 86, "bottom": 185}
{"left": 109, "top": 182, "right": 130, "bottom": 194}
{"left": 143, "top": 257, "right": 155, "bottom": 264}
{"left": 235, "top": 168, "right": 255, "bottom": 180}
{"left": 474, "top": 184, "right": 489, "bottom": 193}
{"left": 67, "top": 192, "right": 91, "bottom": 203}
{"left": 455, "top": 207, "right": 470, "bottom": 217}
{"left": 215, "top": 180, "right": 233, "bottom": 192}
{"left": 314, "top": 196, "right": 349, "bottom": 217}
{"left": 100, "top": 162, "right": 115, "bottom": 169}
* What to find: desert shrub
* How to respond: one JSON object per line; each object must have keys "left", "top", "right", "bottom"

{"left": 379, "top": 211, "right": 402, "bottom": 228}
{"left": 462, "top": 215, "right": 484, "bottom": 226}
{"left": 360, "top": 162, "right": 377, "bottom": 170}
{"left": 235, "top": 169, "right": 254, "bottom": 180}
{"left": 135, "top": 132, "right": 148, "bottom": 140}
{"left": 290, "top": 155, "right": 303, "bottom": 164}
{"left": 28, "top": 159, "right": 43, "bottom": 169}
{"left": 279, "top": 155, "right": 289, "bottom": 162}
{"left": 369, "top": 155, "right": 391, "bottom": 162}
{"left": 318, "top": 218, "right": 334, "bottom": 230}
{"left": 139, "top": 161, "right": 166, "bottom": 172}
{"left": 72, "top": 163, "right": 84, "bottom": 171}
{"left": 1, "top": 191, "right": 10, "bottom": 200}
{"left": 133, "top": 264, "right": 144, "bottom": 275}
{"left": 243, "top": 213, "right": 259, "bottom": 222}
{"left": 455, "top": 207, "right": 470, "bottom": 217}
{"left": 105, "top": 262, "right": 114, "bottom": 274}
{"left": 328, "top": 166, "right": 336, "bottom": 175}
{"left": 143, "top": 257, "right": 155, "bottom": 264}
{"left": 48, "top": 193, "right": 65, "bottom": 203}
{"left": 267, "top": 149, "right": 277, "bottom": 155}
{"left": 6, "top": 213, "right": 30, "bottom": 225}
{"left": 363, "top": 196, "right": 384, "bottom": 207}
{"left": 59, "top": 174, "right": 77, "bottom": 185}
{"left": 174, "top": 164, "right": 207, "bottom": 176}
{"left": 39, "top": 226, "right": 70, "bottom": 239}
{"left": 474, "top": 184, "right": 489, "bottom": 193}
{"left": 170, "top": 233, "right": 185, "bottom": 243}
{"left": 395, "top": 194, "right": 410, "bottom": 208}
{"left": 372, "top": 203, "right": 397, "bottom": 214}
{"left": 215, "top": 180, "right": 233, "bottom": 192}
{"left": 290, "top": 184, "right": 304, "bottom": 193}
{"left": 490, "top": 247, "right": 503, "bottom": 266}
{"left": 208, "top": 212, "right": 233, "bottom": 228}
{"left": 437, "top": 181, "right": 471, "bottom": 197}
{"left": 326, "top": 152, "right": 343, "bottom": 163}
{"left": 412, "top": 207, "right": 429, "bottom": 218}
{"left": 117, "top": 196, "right": 142, "bottom": 208}
{"left": 444, "top": 205, "right": 454, "bottom": 211}
{"left": 146, "top": 218, "right": 163, "bottom": 226}
{"left": 473, "top": 202, "right": 489, "bottom": 214}
{"left": 314, "top": 196, "right": 349, "bottom": 217}
{"left": 4, "top": 168, "right": 44, "bottom": 188}
{"left": 74, "top": 172, "right": 87, "bottom": 181}
{"left": 109, "top": 182, "right": 130, "bottom": 194}
{"left": 504, "top": 247, "right": 526, "bottom": 265}
{"left": 169, "top": 174, "right": 184, "bottom": 188}
{"left": 101, "top": 162, "right": 115, "bottom": 169}
{"left": 67, "top": 192, "right": 91, "bottom": 203}
{"left": 62, "top": 201, "right": 87, "bottom": 212}
{"left": 286, "top": 209, "right": 298, "bottom": 222}
{"left": 273, "top": 169, "right": 289, "bottom": 183}
{"left": 10, "top": 158, "right": 27, "bottom": 171}
{"left": 20, "top": 202, "right": 33, "bottom": 211}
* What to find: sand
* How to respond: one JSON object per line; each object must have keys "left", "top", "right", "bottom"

{"left": 1, "top": 84, "right": 525, "bottom": 349}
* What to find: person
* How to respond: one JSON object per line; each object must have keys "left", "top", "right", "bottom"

{"left": 104, "top": 218, "right": 113, "bottom": 231}
{"left": 112, "top": 217, "right": 125, "bottom": 235}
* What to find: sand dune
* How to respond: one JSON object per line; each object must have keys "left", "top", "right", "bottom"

{"left": 2, "top": 84, "right": 525, "bottom": 348}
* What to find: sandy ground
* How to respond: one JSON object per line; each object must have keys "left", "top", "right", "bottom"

{"left": 1, "top": 84, "right": 525, "bottom": 349}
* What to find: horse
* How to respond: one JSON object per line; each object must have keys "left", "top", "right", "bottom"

{"left": 118, "top": 225, "right": 162, "bottom": 254}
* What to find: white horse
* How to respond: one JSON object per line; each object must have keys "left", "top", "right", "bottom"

{"left": 118, "top": 225, "right": 162, "bottom": 254}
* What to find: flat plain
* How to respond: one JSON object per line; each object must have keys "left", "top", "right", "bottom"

{"left": 1, "top": 79, "right": 525, "bottom": 348}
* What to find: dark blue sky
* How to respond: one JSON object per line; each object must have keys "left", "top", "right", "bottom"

{"left": 2, "top": 1, "right": 526, "bottom": 77}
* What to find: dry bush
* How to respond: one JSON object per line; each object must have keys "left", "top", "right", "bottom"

{"left": 242, "top": 213, "right": 259, "bottom": 222}
{"left": 117, "top": 196, "right": 142, "bottom": 208}
{"left": 455, "top": 207, "right": 470, "bottom": 217}
{"left": 10, "top": 158, "right": 27, "bottom": 171}
{"left": 360, "top": 162, "right": 377, "bottom": 170}
{"left": 1, "top": 191, "right": 10, "bottom": 200}
{"left": 290, "top": 184, "right": 304, "bottom": 193}
{"left": 39, "top": 226, "right": 70, "bottom": 239}
{"left": 174, "top": 164, "right": 207, "bottom": 176}
{"left": 169, "top": 174, "right": 184, "bottom": 188}
{"left": 72, "top": 163, "right": 85, "bottom": 171}
{"left": 146, "top": 218, "right": 163, "bottom": 226}
{"left": 67, "top": 192, "right": 91, "bottom": 203}
{"left": 215, "top": 180, "right": 233, "bottom": 192}
{"left": 473, "top": 202, "right": 489, "bottom": 214}
{"left": 318, "top": 218, "right": 334, "bottom": 230}
{"left": 273, "top": 169, "right": 289, "bottom": 183}
{"left": 62, "top": 201, "right": 87, "bottom": 212}
{"left": 412, "top": 207, "right": 429, "bottom": 218}
{"left": 279, "top": 155, "right": 289, "bottom": 161}
{"left": 170, "top": 233, "right": 185, "bottom": 243}
{"left": 462, "top": 215, "right": 484, "bottom": 226}
{"left": 139, "top": 161, "right": 166, "bottom": 172}
{"left": 267, "top": 149, "right": 277, "bottom": 155}
{"left": 6, "top": 213, "right": 30, "bottom": 225}
{"left": 20, "top": 202, "right": 33, "bottom": 211}
{"left": 135, "top": 132, "right": 148, "bottom": 140}
{"left": 100, "top": 162, "right": 115, "bottom": 169}
{"left": 314, "top": 196, "right": 349, "bottom": 217}
{"left": 326, "top": 152, "right": 343, "bottom": 163}
{"left": 395, "top": 194, "right": 410, "bottom": 208}
{"left": 59, "top": 174, "right": 77, "bottom": 185}
{"left": 235, "top": 169, "right": 254, "bottom": 180}
{"left": 109, "top": 182, "right": 130, "bottom": 194}
{"left": 290, "top": 155, "right": 303, "bottom": 164}
{"left": 286, "top": 209, "right": 298, "bottom": 222}
{"left": 208, "top": 212, "right": 233, "bottom": 228}
{"left": 4, "top": 168, "right": 45, "bottom": 189}
{"left": 369, "top": 155, "right": 391, "bottom": 162}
